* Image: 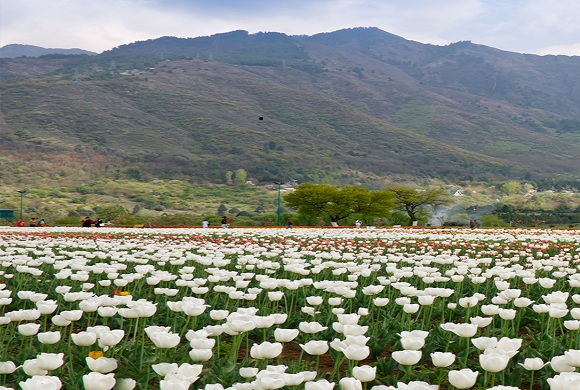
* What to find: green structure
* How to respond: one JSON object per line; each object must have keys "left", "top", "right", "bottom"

{"left": 0, "top": 209, "right": 15, "bottom": 223}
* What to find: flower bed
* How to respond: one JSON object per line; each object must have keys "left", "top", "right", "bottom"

{"left": 0, "top": 227, "right": 579, "bottom": 389}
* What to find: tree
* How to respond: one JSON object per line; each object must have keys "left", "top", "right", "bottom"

{"left": 234, "top": 169, "right": 247, "bottom": 186}
{"left": 94, "top": 204, "right": 130, "bottom": 222}
{"left": 481, "top": 214, "right": 509, "bottom": 227}
{"left": 217, "top": 204, "right": 227, "bottom": 215}
{"left": 225, "top": 171, "right": 233, "bottom": 185}
{"left": 283, "top": 183, "right": 394, "bottom": 224}
{"left": 501, "top": 181, "right": 522, "bottom": 195}
{"left": 387, "top": 187, "right": 453, "bottom": 223}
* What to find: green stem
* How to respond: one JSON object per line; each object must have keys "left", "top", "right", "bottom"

{"left": 464, "top": 337, "right": 470, "bottom": 367}
{"left": 405, "top": 364, "right": 412, "bottom": 382}
{"left": 144, "top": 363, "right": 150, "bottom": 390}
{"left": 332, "top": 353, "right": 344, "bottom": 380}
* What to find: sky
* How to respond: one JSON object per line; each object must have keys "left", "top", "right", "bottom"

{"left": 1, "top": 0, "right": 579, "bottom": 56}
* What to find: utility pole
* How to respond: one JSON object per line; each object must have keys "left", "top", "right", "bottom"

{"left": 274, "top": 182, "right": 282, "bottom": 226}
{"left": 17, "top": 190, "right": 27, "bottom": 220}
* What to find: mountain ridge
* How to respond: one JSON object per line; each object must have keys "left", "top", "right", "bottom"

{"left": 0, "top": 27, "right": 578, "bottom": 188}
{"left": 0, "top": 44, "right": 97, "bottom": 58}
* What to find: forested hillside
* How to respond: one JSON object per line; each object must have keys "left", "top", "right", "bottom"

{"left": 1, "top": 28, "right": 579, "bottom": 188}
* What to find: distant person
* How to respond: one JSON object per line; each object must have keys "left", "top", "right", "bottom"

{"left": 82, "top": 217, "right": 93, "bottom": 227}
{"left": 16, "top": 219, "right": 25, "bottom": 227}
{"left": 37, "top": 218, "right": 47, "bottom": 227}
{"left": 469, "top": 219, "right": 477, "bottom": 229}
{"left": 221, "top": 216, "right": 228, "bottom": 229}
{"left": 94, "top": 218, "right": 103, "bottom": 228}
{"left": 202, "top": 219, "right": 209, "bottom": 228}
{"left": 286, "top": 220, "right": 294, "bottom": 229}
{"left": 29, "top": 218, "right": 37, "bottom": 227}
{"left": 355, "top": 219, "right": 362, "bottom": 229}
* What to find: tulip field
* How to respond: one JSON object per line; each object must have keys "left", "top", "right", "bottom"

{"left": 1, "top": 227, "right": 580, "bottom": 389}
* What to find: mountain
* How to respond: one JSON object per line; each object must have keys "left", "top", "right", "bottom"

{"left": 0, "top": 28, "right": 579, "bottom": 188}
{"left": 0, "top": 44, "right": 97, "bottom": 58}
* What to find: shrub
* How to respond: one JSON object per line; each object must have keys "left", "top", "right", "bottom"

{"left": 481, "top": 214, "right": 510, "bottom": 227}
{"left": 56, "top": 216, "right": 84, "bottom": 226}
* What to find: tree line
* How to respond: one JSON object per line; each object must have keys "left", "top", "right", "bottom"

{"left": 283, "top": 183, "right": 453, "bottom": 225}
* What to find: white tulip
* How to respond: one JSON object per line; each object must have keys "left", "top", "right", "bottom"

{"left": 72, "top": 331, "right": 97, "bottom": 346}
{"left": 340, "top": 344, "right": 370, "bottom": 361}
{"left": 152, "top": 363, "right": 178, "bottom": 377}
{"left": 479, "top": 351, "right": 510, "bottom": 373}
{"left": 338, "top": 377, "right": 362, "bottom": 389}
{"left": 274, "top": 328, "right": 299, "bottom": 343}
{"left": 19, "top": 376, "right": 62, "bottom": 390}
{"left": 300, "top": 340, "right": 329, "bottom": 356}
{"left": 299, "top": 321, "right": 328, "bottom": 333}
{"left": 18, "top": 323, "right": 41, "bottom": 336}
{"left": 519, "top": 357, "right": 546, "bottom": 371}
{"left": 373, "top": 297, "right": 389, "bottom": 307}
{"left": 189, "top": 348, "right": 213, "bottom": 361}
{"left": 22, "top": 359, "right": 48, "bottom": 376}
{"left": 36, "top": 353, "right": 64, "bottom": 371}
{"left": 114, "top": 378, "right": 137, "bottom": 390}
{"left": 448, "top": 368, "right": 478, "bottom": 389}
{"left": 239, "top": 367, "right": 259, "bottom": 378}
{"left": 431, "top": 351, "right": 456, "bottom": 367}
{"left": 0, "top": 361, "right": 17, "bottom": 374}
{"left": 392, "top": 350, "right": 422, "bottom": 366}
{"left": 352, "top": 365, "right": 376, "bottom": 382}
{"left": 86, "top": 357, "right": 118, "bottom": 373}
{"left": 250, "top": 341, "right": 283, "bottom": 359}
{"left": 305, "top": 379, "right": 335, "bottom": 390}
{"left": 83, "top": 372, "right": 116, "bottom": 390}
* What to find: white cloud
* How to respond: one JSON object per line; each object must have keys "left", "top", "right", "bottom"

{"left": 537, "top": 42, "right": 580, "bottom": 57}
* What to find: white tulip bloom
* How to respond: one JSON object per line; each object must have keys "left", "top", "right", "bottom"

{"left": 37, "top": 331, "right": 61, "bottom": 344}
{"left": 519, "top": 357, "right": 547, "bottom": 371}
{"left": 18, "top": 323, "right": 40, "bottom": 336}
{"left": 431, "top": 351, "right": 456, "bottom": 367}
{"left": 83, "top": 372, "right": 116, "bottom": 390}
{"left": 392, "top": 350, "right": 422, "bottom": 366}
{"left": 300, "top": 340, "right": 329, "bottom": 356}
{"left": 152, "top": 363, "right": 178, "bottom": 377}
{"left": 299, "top": 321, "right": 328, "bottom": 334}
{"left": 352, "top": 365, "right": 376, "bottom": 382}
{"left": 189, "top": 348, "right": 213, "bottom": 361}
{"left": 274, "top": 328, "right": 299, "bottom": 343}
{"left": 86, "top": 357, "right": 118, "bottom": 373}
{"left": 0, "top": 361, "right": 17, "bottom": 374}
{"left": 19, "top": 376, "right": 62, "bottom": 390}
{"left": 448, "top": 369, "right": 479, "bottom": 389}
{"left": 250, "top": 341, "right": 283, "bottom": 359}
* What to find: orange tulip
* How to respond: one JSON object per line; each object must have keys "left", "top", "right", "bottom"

{"left": 88, "top": 351, "right": 104, "bottom": 359}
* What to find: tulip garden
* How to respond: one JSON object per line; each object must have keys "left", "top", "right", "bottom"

{"left": 0, "top": 227, "right": 579, "bottom": 389}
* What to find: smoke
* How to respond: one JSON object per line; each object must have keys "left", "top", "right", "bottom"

{"left": 428, "top": 205, "right": 456, "bottom": 226}
{"left": 428, "top": 204, "right": 497, "bottom": 226}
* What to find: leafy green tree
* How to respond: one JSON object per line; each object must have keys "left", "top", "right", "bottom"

{"left": 225, "top": 171, "right": 233, "bottom": 185}
{"left": 283, "top": 183, "right": 394, "bottom": 224}
{"left": 501, "top": 181, "right": 523, "bottom": 195}
{"left": 385, "top": 211, "right": 411, "bottom": 226}
{"left": 94, "top": 205, "right": 130, "bottom": 222}
{"left": 481, "top": 214, "right": 509, "bottom": 227}
{"left": 234, "top": 169, "right": 247, "bottom": 186}
{"left": 387, "top": 187, "right": 453, "bottom": 223}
